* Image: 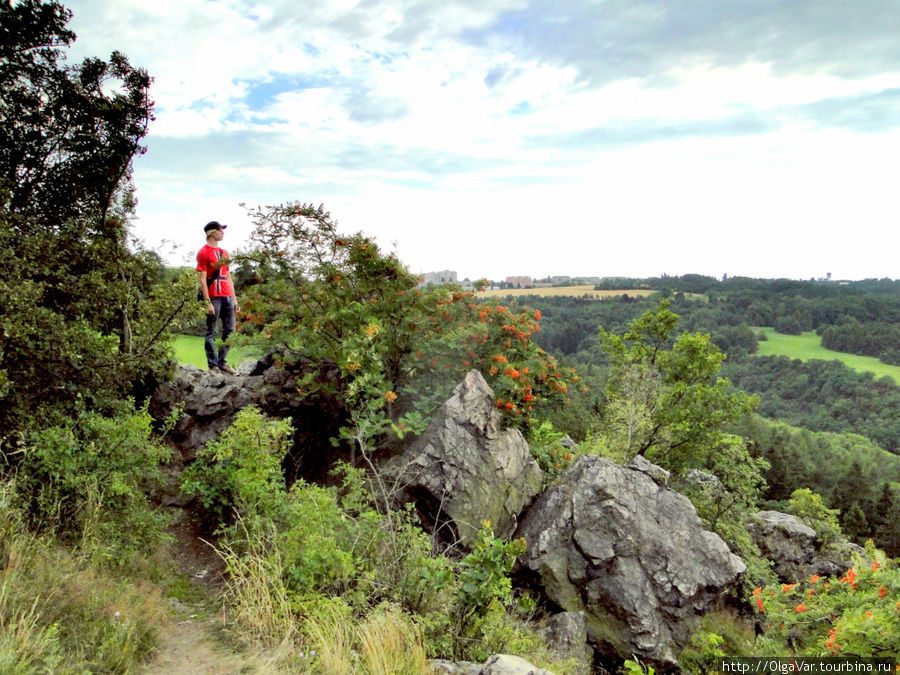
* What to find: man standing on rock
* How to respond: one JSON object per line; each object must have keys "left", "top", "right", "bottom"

{"left": 196, "top": 221, "right": 240, "bottom": 374}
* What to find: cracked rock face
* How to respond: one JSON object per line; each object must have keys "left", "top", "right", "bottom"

{"left": 150, "top": 354, "right": 344, "bottom": 483}
{"left": 746, "top": 510, "right": 862, "bottom": 582}
{"left": 390, "top": 370, "right": 543, "bottom": 547}
{"left": 514, "top": 455, "right": 746, "bottom": 667}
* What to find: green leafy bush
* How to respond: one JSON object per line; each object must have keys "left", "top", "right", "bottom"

{"left": 233, "top": 202, "right": 579, "bottom": 451}
{"left": 752, "top": 543, "right": 899, "bottom": 657}
{"left": 181, "top": 405, "right": 292, "bottom": 528}
{"left": 527, "top": 419, "right": 577, "bottom": 480}
{"left": 11, "top": 402, "right": 172, "bottom": 560}
{"left": 786, "top": 487, "right": 843, "bottom": 546}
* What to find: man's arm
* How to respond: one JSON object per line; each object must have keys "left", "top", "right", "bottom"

{"left": 198, "top": 270, "right": 215, "bottom": 314}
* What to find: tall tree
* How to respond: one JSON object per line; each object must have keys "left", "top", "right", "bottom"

{"left": 599, "top": 300, "right": 759, "bottom": 473}
{"left": 1, "top": 0, "right": 152, "bottom": 227}
{"left": 0, "top": 1, "right": 195, "bottom": 438}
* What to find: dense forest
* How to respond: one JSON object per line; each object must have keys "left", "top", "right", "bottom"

{"left": 499, "top": 285, "right": 900, "bottom": 557}
{"left": 1, "top": 1, "right": 898, "bottom": 672}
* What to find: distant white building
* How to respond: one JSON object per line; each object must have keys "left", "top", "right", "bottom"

{"left": 420, "top": 270, "right": 458, "bottom": 286}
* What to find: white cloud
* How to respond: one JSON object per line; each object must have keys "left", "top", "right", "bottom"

{"left": 60, "top": 0, "right": 900, "bottom": 281}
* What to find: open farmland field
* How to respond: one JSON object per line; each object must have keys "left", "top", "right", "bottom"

{"left": 754, "top": 327, "right": 900, "bottom": 383}
{"left": 476, "top": 285, "right": 659, "bottom": 300}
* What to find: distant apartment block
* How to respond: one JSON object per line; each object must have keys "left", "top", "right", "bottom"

{"left": 421, "top": 270, "right": 458, "bottom": 286}
{"left": 505, "top": 276, "right": 532, "bottom": 288}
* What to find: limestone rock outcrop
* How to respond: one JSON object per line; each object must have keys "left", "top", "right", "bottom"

{"left": 390, "top": 370, "right": 543, "bottom": 547}
{"left": 746, "top": 510, "right": 862, "bottom": 581}
{"left": 150, "top": 354, "right": 344, "bottom": 482}
{"left": 514, "top": 455, "right": 746, "bottom": 667}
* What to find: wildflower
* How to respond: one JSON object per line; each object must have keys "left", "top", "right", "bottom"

{"left": 384, "top": 391, "right": 397, "bottom": 403}
{"left": 755, "top": 597, "right": 765, "bottom": 612}
{"left": 523, "top": 394, "right": 534, "bottom": 402}
{"left": 795, "top": 603, "right": 807, "bottom": 613}
{"left": 864, "top": 611, "right": 874, "bottom": 619}
{"left": 880, "top": 585, "right": 887, "bottom": 598}
{"left": 752, "top": 587, "right": 762, "bottom": 596}
{"left": 782, "top": 584, "right": 797, "bottom": 593}
{"left": 809, "top": 574, "right": 821, "bottom": 584}
{"left": 534, "top": 310, "right": 541, "bottom": 320}
{"left": 872, "top": 561, "right": 880, "bottom": 571}
{"left": 365, "top": 322, "right": 380, "bottom": 336}
{"left": 505, "top": 401, "right": 515, "bottom": 410}
{"left": 492, "top": 354, "right": 508, "bottom": 363}
{"left": 840, "top": 568, "right": 857, "bottom": 585}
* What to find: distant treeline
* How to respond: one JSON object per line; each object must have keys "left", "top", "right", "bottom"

{"left": 819, "top": 320, "right": 900, "bottom": 365}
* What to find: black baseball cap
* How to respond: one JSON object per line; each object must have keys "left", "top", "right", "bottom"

{"left": 204, "top": 221, "right": 227, "bottom": 232}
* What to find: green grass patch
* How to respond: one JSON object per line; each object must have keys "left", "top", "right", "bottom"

{"left": 172, "top": 335, "right": 259, "bottom": 370}
{"left": 754, "top": 327, "right": 900, "bottom": 383}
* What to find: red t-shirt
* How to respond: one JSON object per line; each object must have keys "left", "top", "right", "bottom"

{"left": 196, "top": 244, "right": 234, "bottom": 298}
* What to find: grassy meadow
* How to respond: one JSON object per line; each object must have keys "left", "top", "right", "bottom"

{"left": 172, "top": 335, "right": 259, "bottom": 369}
{"left": 754, "top": 326, "right": 900, "bottom": 383}
{"left": 476, "top": 285, "right": 658, "bottom": 300}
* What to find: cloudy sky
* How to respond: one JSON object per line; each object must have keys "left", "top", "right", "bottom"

{"left": 63, "top": 0, "right": 900, "bottom": 281}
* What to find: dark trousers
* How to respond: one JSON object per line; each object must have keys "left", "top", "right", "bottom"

{"left": 205, "top": 296, "right": 235, "bottom": 369}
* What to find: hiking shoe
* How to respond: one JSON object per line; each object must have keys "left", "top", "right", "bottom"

{"left": 218, "top": 364, "right": 237, "bottom": 375}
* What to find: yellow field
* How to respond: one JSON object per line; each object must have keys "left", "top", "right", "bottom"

{"left": 476, "top": 285, "right": 658, "bottom": 299}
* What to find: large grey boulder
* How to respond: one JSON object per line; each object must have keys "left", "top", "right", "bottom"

{"left": 539, "top": 611, "right": 593, "bottom": 674}
{"left": 746, "top": 510, "right": 862, "bottom": 581}
{"left": 391, "top": 370, "right": 543, "bottom": 547}
{"left": 515, "top": 455, "right": 745, "bottom": 668}
{"left": 745, "top": 510, "right": 817, "bottom": 581}
{"left": 479, "top": 655, "right": 554, "bottom": 675}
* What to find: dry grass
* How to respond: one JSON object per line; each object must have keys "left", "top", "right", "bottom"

{"left": 0, "top": 482, "right": 171, "bottom": 673}
{"left": 215, "top": 525, "right": 431, "bottom": 674}
{"left": 476, "top": 285, "right": 658, "bottom": 300}
{"left": 357, "top": 606, "right": 429, "bottom": 674}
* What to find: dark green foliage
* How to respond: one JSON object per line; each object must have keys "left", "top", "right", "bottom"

{"left": 735, "top": 414, "right": 900, "bottom": 555}
{"left": 0, "top": 0, "right": 152, "bottom": 227}
{"left": 0, "top": 0, "right": 199, "bottom": 439}
{"left": 723, "top": 356, "right": 900, "bottom": 453}
{"left": 820, "top": 319, "right": 900, "bottom": 365}
{"left": 11, "top": 402, "right": 173, "bottom": 558}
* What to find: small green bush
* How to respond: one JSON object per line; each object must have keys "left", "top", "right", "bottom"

{"left": 12, "top": 402, "right": 173, "bottom": 561}
{"left": 528, "top": 419, "right": 577, "bottom": 481}
{"left": 181, "top": 405, "right": 292, "bottom": 528}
